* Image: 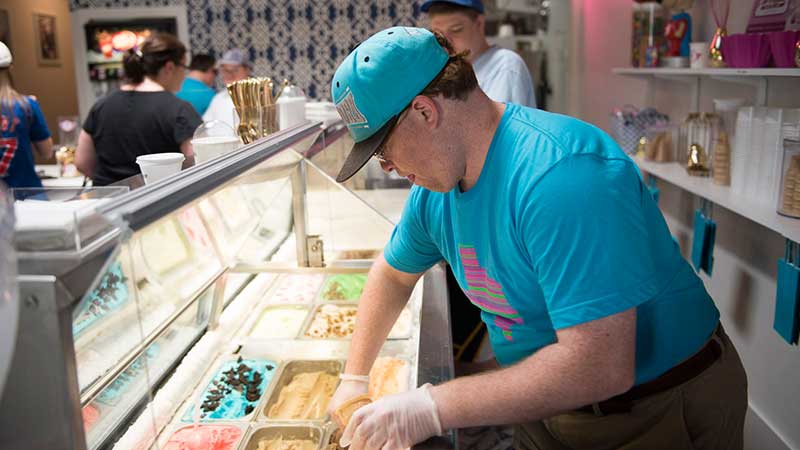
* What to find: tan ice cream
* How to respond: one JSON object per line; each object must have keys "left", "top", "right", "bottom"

{"left": 304, "top": 305, "right": 412, "bottom": 339}
{"left": 257, "top": 438, "right": 318, "bottom": 450}
{"left": 368, "top": 357, "right": 410, "bottom": 400}
{"left": 267, "top": 371, "right": 338, "bottom": 420}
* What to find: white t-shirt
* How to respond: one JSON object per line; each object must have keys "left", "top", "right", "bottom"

{"left": 472, "top": 46, "right": 536, "bottom": 108}
{"left": 202, "top": 90, "right": 238, "bottom": 128}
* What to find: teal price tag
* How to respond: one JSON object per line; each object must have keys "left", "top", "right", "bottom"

{"left": 691, "top": 210, "right": 716, "bottom": 276}
{"left": 774, "top": 258, "right": 800, "bottom": 345}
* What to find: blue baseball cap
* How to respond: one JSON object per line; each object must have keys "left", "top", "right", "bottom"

{"left": 331, "top": 27, "right": 449, "bottom": 182}
{"left": 420, "top": 0, "right": 485, "bottom": 14}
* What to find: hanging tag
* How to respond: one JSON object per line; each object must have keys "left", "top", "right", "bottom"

{"left": 691, "top": 209, "right": 716, "bottom": 275}
{"left": 774, "top": 258, "right": 800, "bottom": 345}
{"left": 647, "top": 178, "right": 660, "bottom": 204}
{"left": 701, "top": 219, "right": 716, "bottom": 275}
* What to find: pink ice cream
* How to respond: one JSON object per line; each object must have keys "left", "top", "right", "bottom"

{"left": 268, "top": 274, "right": 325, "bottom": 304}
{"left": 163, "top": 425, "right": 242, "bottom": 450}
{"left": 82, "top": 405, "right": 100, "bottom": 432}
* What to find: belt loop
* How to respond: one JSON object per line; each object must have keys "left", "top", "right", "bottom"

{"left": 591, "top": 403, "right": 604, "bottom": 417}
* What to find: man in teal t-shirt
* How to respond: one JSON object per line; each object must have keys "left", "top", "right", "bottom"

{"left": 325, "top": 28, "right": 747, "bottom": 450}
{"left": 176, "top": 54, "right": 216, "bottom": 116}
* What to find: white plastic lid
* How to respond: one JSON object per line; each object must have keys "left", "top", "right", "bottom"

{"left": 136, "top": 153, "right": 185, "bottom": 165}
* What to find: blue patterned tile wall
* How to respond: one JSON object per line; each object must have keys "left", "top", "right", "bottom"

{"left": 70, "top": 0, "right": 424, "bottom": 99}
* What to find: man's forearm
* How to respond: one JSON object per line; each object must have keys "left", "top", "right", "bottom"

{"left": 431, "top": 308, "right": 637, "bottom": 429}
{"left": 345, "top": 255, "right": 420, "bottom": 375}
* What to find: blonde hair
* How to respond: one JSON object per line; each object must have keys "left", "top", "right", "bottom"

{"left": 0, "top": 69, "right": 31, "bottom": 117}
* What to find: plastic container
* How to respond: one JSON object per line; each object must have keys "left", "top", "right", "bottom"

{"left": 277, "top": 84, "right": 307, "bottom": 131}
{"left": 768, "top": 30, "right": 800, "bottom": 68}
{"left": 136, "top": 153, "right": 185, "bottom": 185}
{"left": 192, "top": 121, "right": 241, "bottom": 164}
{"left": 713, "top": 98, "right": 747, "bottom": 141}
{"left": 777, "top": 139, "right": 800, "bottom": 218}
{"left": 722, "top": 33, "right": 771, "bottom": 68}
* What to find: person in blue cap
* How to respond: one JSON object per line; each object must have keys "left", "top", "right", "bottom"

{"left": 423, "top": 0, "right": 536, "bottom": 108}
{"left": 325, "top": 26, "right": 746, "bottom": 450}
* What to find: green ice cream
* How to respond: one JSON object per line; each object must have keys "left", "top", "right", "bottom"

{"left": 321, "top": 274, "right": 367, "bottom": 301}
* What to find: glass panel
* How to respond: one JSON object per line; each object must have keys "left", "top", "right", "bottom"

{"left": 83, "top": 286, "right": 214, "bottom": 450}
{"left": 11, "top": 186, "right": 127, "bottom": 252}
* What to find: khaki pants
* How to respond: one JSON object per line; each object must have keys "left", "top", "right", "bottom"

{"left": 514, "top": 326, "right": 747, "bottom": 450}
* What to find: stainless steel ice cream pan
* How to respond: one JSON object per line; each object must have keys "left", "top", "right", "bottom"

{"left": 259, "top": 359, "right": 344, "bottom": 422}
{"left": 241, "top": 424, "right": 325, "bottom": 450}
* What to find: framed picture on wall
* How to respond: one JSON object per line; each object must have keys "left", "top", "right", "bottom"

{"left": 33, "top": 13, "right": 59, "bottom": 66}
{"left": 0, "top": 9, "right": 10, "bottom": 50}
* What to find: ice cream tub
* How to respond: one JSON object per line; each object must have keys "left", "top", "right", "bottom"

{"left": 241, "top": 424, "right": 325, "bottom": 450}
{"left": 248, "top": 305, "right": 311, "bottom": 339}
{"left": 181, "top": 357, "right": 279, "bottom": 423}
{"left": 317, "top": 273, "right": 368, "bottom": 302}
{"left": 266, "top": 273, "right": 326, "bottom": 304}
{"left": 300, "top": 303, "right": 413, "bottom": 341}
{"left": 259, "top": 360, "right": 343, "bottom": 422}
{"left": 159, "top": 422, "right": 249, "bottom": 450}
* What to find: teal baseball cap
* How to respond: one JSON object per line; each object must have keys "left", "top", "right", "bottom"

{"left": 331, "top": 27, "right": 449, "bottom": 182}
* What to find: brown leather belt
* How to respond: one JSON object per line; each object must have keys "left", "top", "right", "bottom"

{"left": 576, "top": 329, "right": 722, "bottom": 416}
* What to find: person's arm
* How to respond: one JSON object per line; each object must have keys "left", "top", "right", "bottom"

{"left": 347, "top": 255, "right": 421, "bottom": 375}
{"left": 180, "top": 139, "right": 195, "bottom": 168}
{"left": 32, "top": 138, "right": 53, "bottom": 161}
{"left": 342, "top": 309, "right": 635, "bottom": 450}
{"left": 75, "top": 130, "right": 97, "bottom": 177}
{"left": 432, "top": 307, "right": 635, "bottom": 429}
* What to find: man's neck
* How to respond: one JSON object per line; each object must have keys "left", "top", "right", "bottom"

{"left": 458, "top": 91, "right": 506, "bottom": 192}
{"left": 468, "top": 39, "right": 492, "bottom": 63}
{"left": 187, "top": 71, "right": 208, "bottom": 85}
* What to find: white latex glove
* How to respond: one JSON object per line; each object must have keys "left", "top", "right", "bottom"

{"left": 340, "top": 383, "right": 442, "bottom": 450}
{"left": 328, "top": 377, "right": 370, "bottom": 426}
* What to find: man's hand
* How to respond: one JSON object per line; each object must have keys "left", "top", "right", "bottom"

{"left": 328, "top": 378, "right": 369, "bottom": 427}
{"left": 341, "top": 384, "right": 442, "bottom": 450}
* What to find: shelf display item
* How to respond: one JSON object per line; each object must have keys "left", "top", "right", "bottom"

{"left": 183, "top": 358, "right": 276, "bottom": 421}
{"left": 713, "top": 132, "right": 732, "bottom": 186}
{"left": 663, "top": 0, "right": 693, "bottom": 57}
{"left": 709, "top": 0, "right": 730, "bottom": 67}
{"left": 644, "top": 124, "right": 676, "bottom": 162}
{"left": 690, "top": 41, "right": 709, "bottom": 69}
{"left": 249, "top": 306, "right": 310, "bottom": 339}
{"left": 610, "top": 106, "right": 669, "bottom": 154}
{"left": 685, "top": 113, "right": 713, "bottom": 176}
{"left": 320, "top": 274, "right": 367, "bottom": 301}
{"left": 778, "top": 140, "right": 800, "bottom": 218}
{"left": 632, "top": 2, "right": 665, "bottom": 67}
{"left": 768, "top": 30, "right": 800, "bottom": 68}
{"left": 163, "top": 424, "right": 244, "bottom": 450}
{"left": 721, "top": 33, "right": 772, "bottom": 68}
{"left": 265, "top": 362, "right": 340, "bottom": 421}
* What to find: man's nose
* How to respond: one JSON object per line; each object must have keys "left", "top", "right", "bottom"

{"left": 380, "top": 160, "right": 394, "bottom": 173}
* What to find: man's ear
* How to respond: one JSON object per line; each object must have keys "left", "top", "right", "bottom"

{"left": 476, "top": 14, "right": 486, "bottom": 36}
{"left": 411, "top": 96, "right": 439, "bottom": 128}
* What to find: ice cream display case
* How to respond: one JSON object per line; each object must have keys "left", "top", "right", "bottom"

{"left": 1, "top": 121, "right": 455, "bottom": 450}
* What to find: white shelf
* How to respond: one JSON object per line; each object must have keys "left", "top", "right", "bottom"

{"left": 613, "top": 67, "right": 800, "bottom": 77}
{"left": 634, "top": 156, "right": 800, "bottom": 243}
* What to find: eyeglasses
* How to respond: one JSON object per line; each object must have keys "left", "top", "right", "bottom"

{"left": 372, "top": 106, "right": 410, "bottom": 164}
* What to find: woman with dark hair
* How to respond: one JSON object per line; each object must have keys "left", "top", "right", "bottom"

{"left": 0, "top": 41, "right": 53, "bottom": 188}
{"left": 76, "top": 33, "right": 202, "bottom": 186}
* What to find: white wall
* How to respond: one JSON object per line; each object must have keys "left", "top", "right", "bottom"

{"left": 568, "top": 1, "right": 800, "bottom": 449}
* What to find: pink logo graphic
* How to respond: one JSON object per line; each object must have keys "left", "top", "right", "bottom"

{"left": 459, "top": 245, "right": 523, "bottom": 341}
